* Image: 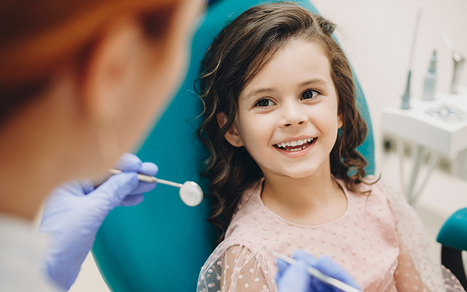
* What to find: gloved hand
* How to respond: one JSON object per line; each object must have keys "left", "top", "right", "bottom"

{"left": 39, "top": 153, "right": 158, "bottom": 291}
{"left": 276, "top": 249, "right": 361, "bottom": 292}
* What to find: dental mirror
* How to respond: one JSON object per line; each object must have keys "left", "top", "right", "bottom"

{"left": 109, "top": 169, "right": 203, "bottom": 207}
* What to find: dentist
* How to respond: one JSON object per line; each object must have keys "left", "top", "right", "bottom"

{"left": 0, "top": 0, "right": 202, "bottom": 290}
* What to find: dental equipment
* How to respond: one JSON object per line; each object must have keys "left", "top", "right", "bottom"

{"left": 269, "top": 249, "right": 362, "bottom": 292}
{"left": 422, "top": 50, "right": 437, "bottom": 101}
{"left": 401, "top": 7, "right": 422, "bottom": 110}
{"left": 109, "top": 169, "right": 203, "bottom": 207}
{"left": 439, "top": 29, "right": 465, "bottom": 94}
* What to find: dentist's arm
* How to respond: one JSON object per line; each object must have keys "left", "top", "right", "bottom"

{"left": 39, "top": 153, "right": 158, "bottom": 290}
{"left": 276, "top": 249, "right": 361, "bottom": 292}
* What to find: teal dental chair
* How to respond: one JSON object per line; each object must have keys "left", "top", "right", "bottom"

{"left": 91, "top": 0, "right": 375, "bottom": 291}
{"left": 437, "top": 208, "right": 467, "bottom": 290}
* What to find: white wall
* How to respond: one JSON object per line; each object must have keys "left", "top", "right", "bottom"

{"left": 312, "top": 0, "right": 467, "bottom": 166}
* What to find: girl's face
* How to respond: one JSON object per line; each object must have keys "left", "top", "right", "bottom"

{"left": 223, "top": 39, "right": 342, "bottom": 179}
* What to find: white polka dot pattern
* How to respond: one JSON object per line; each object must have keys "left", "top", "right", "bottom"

{"left": 196, "top": 177, "right": 465, "bottom": 292}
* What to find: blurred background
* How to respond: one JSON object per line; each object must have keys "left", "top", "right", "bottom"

{"left": 69, "top": 0, "right": 467, "bottom": 290}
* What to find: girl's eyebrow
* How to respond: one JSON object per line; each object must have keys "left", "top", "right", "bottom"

{"left": 298, "top": 78, "right": 329, "bottom": 87}
{"left": 243, "top": 78, "right": 329, "bottom": 100}
{"left": 244, "top": 88, "right": 276, "bottom": 100}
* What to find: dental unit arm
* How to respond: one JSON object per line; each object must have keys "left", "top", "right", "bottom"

{"left": 440, "top": 29, "right": 465, "bottom": 94}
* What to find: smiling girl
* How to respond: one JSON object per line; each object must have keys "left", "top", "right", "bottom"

{"left": 195, "top": 2, "right": 462, "bottom": 292}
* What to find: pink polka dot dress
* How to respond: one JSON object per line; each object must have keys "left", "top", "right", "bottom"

{"left": 197, "top": 176, "right": 465, "bottom": 292}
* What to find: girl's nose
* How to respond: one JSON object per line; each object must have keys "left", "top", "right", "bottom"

{"left": 280, "top": 102, "right": 308, "bottom": 128}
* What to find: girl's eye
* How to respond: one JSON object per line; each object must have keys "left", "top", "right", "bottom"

{"left": 301, "top": 89, "right": 319, "bottom": 100}
{"left": 254, "top": 98, "right": 274, "bottom": 107}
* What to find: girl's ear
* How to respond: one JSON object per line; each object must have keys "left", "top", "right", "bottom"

{"left": 337, "top": 113, "right": 343, "bottom": 129}
{"left": 217, "top": 112, "right": 244, "bottom": 147}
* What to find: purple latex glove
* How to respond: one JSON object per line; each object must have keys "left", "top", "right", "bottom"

{"left": 39, "top": 153, "right": 158, "bottom": 290}
{"left": 276, "top": 249, "right": 361, "bottom": 292}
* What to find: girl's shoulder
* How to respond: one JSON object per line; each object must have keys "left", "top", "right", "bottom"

{"left": 350, "top": 174, "right": 401, "bottom": 199}
{"left": 362, "top": 174, "right": 405, "bottom": 203}
{"left": 354, "top": 174, "right": 415, "bottom": 224}
{"left": 344, "top": 174, "right": 407, "bottom": 218}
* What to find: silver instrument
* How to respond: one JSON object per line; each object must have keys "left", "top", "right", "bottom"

{"left": 109, "top": 169, "right": 203, "bottom": 207}
{"left": 269, "top": 249, "right": 362, "bottom": 292}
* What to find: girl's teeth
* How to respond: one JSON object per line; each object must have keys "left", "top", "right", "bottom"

{"left": 276, "top": 138, "right": 315, "bottom": 149}
{"left": 285, "top": 146, "right": 306, "bottom": 152}
{"left": 285, "top": 145, "right": 307, "bottom": 152}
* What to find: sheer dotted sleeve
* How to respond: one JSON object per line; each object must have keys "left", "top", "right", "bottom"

{"left": 197, "top": 241, "right": 276, "bottom": 292}
{"left": 221, "top": 245, "right": 269, "bottom": 292}
{"left": 377, "top": 177, "right": 465, "bottom": 292}
{"left": 394, "top": 243, "right": 430, "bottom": 291}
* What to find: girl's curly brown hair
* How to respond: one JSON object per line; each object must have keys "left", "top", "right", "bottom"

{"left": 196, "top": 2, "right": 370, "bottom": 245}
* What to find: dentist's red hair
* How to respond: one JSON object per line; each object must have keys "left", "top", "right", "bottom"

{"left": 0, "top": 0, "right": 181, "bottom": 124}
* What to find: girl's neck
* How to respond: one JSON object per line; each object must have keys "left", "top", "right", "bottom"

{"left": 260, "top": 162, "right": 346, "bottom": 225}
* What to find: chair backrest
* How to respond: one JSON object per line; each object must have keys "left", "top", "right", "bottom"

{"left": 437, "top": 208, "right": 467, "bottom": 251}
{"left": 92, "top": 1, "right": 375, "bottom": 291}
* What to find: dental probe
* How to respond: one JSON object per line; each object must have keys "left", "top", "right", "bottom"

{"left": 269, "top": 249, "right": 361, "bottom": 292}
{"left": 109, "top": 169, "right": 203, "bottom": 207}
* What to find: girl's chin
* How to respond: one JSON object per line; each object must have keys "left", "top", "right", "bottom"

{"left": 271, "top": 168, "right": 319, "bottom": 179}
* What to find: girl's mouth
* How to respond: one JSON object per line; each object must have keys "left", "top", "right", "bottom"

{"left": 274, "top": 138, "right": 316, "bottom": 152}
